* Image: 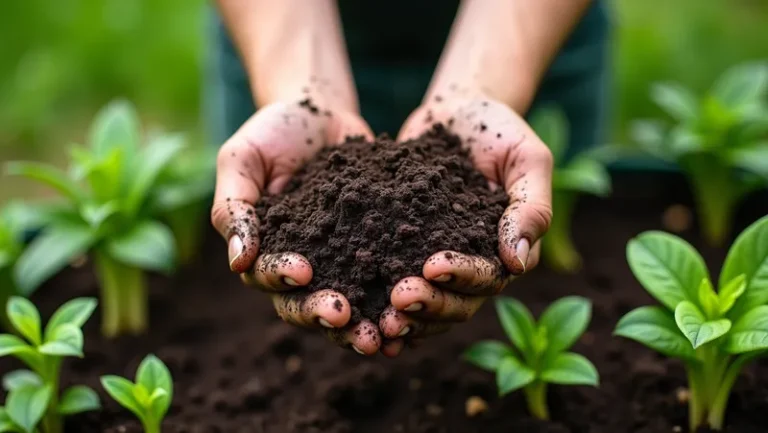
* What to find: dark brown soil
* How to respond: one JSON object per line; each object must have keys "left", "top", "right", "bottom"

{"left": 256, "top": 126, "right": 508, "bottom": 322}
{"left": 1, "top": 172, "right": 768, "bottom": 433}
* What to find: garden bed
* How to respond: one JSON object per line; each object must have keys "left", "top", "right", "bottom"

{"left": 2, "top": 172, "right": 767, "bottom": 433}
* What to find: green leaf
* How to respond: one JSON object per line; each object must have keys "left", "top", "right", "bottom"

{"left": 14, "top": 223, "right": 97, "bottom": 296}
{"left": 2, "top": 371, "right": 41, "bottom": 392}
{"left": 6, "top": 298, "right": 41, "bottom": 346}
{"left": 0, "top": 334, "right": 31, "bottom": 357}
{"left": 718, "top": 274, "right": 747, "bottom": 316}
{"left": 101, "top": 376, "right": 145, "bottom": 420}
{"left": 530, "top": 106, "right": 569, "bottom": 164}
{"left": 135, "top": 354, "right": 173, "bottom": 421}
{"left": 58, "top": 386, "right": 101, "bottom": 415}
{"left": 44, "top": 298, "right": 97, "bottom": 342}
{"left": 89, "top": 100, "right": 141, "bottom": 157}
{"left": 464, "top": 341, "right": 515, "bottom": 372}
{"left": 711, "top": 62, "right": 768, "bottom": 111}
{"left": 79, "top": 201, "right": 120, "bottom": 229}
{"left": 721, "top": 215, "right": 768, "bottom": 318}
{"left": 650, "top": 82, "right": 698, "bottom": 122}
{"left": 724, "top": 305, "right": 768, "bottom": 353}
{"left": 629, "top": 119, "right": 669, "bottom": 160}
{"left": 494, "top": 297, "right": 536, "bottom": 357}
{"left": 675, "top": 301, "right": 731, "bottom": 349}
{"left": 0, "top": 408, "right": 17, "bottom": 432}
{"left": 132, "top": 383, "right": 151, "bottom": 406}
{"left": 539, "top": 296, "right": 591, "bottom": 354}
{"left": 540, "top": 352, "right": 599, "bottom": 386}
{"left": 37, "top": 324, "right": 83, "bottom": 357}
{"left": 729, "top": 143, "right": 768, "bottom": 180}
{"left": 4, "top": 162, "right": 82, "bottom": 203}
{"left": 614, "top": 306, "right": 696, "bottom": 360}
{"left": 6, "top": 385, "right": 51, "bottom": 433}
{"left": 668, "top": 126, "right": 704, "bottom": 156}
{"left": 495, "top": 356, "right": 536, "bottom": 396}
{"left": 698, "top": 278, "right": 720, "bottom": 319}
{"left": 106, "top": 220, "right": 176, "bottom": 273}
{"left": 125, "top": 133, "right": 186, "bottom": 216}
{"left": 553, "top": 158, "right": 611, "bottom": 197}
{"left": 626, "top": 232, "right": 709, "bottom": 310}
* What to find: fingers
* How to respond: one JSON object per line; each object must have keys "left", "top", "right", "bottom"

{"left": 325, "top": 320, "right": 381, "bottom": 356}
{"left": 381, "top": 338, "right": 405, "bottom": 358}
{"left": 241, "top": 253, "right": 313, "bottom": 292}
{"left": 389, "top": 278, "right": 486, "bottom": 322}
{"left": 380, "top": 306, "right": 453, "bottom": 339}
{"left": 498, "top": 136, "right": 553, "bottom": 275}
{"left": 423, "top": 251, "right": 507, "bottom": 296}
{"left": 272, "top": 289, "right": 351, "bottom": 329}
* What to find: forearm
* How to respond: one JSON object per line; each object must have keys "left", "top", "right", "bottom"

{"left": 427, "top": 0, "right": 593, "bottom": 113}
{"left": 216, "top": 0, "right": 359, "bottom": 112}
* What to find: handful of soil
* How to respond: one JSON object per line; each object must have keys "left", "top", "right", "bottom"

{"left": 255, "top": 125, "right": 508, "bottom": 323}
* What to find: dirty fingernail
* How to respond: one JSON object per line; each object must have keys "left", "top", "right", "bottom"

{"left": 228, "top": 235, "right": 244, "bottom": 269}
{"left": 512, "top": 238, "right": 530, "bottom": 275}
{"left": 488, "top": 181, "right": 499, "bottom": 192}
{"left": 318, "top": 318, "right": 334, "bottom": 329}
{"left": 404, "top": 302, "right": 424, "bottom": 312}
{"left": 433, "top": 274, "right": 452, "bottom": 283}
{"left": 398, "top": 326, "right": 411, "bottom": 337}
{"left": 352, "top": 345, "right": 365, "bottom": 355}
{"left": 284, "top": 277, "right": 299, "bottom": 287}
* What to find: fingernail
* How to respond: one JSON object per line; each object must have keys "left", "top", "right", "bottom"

{"left": 398, "top": 326, "right": 411, "bottom": 337}
{"left": 352, "top": 345, "right": 365, "bottom": 355}
{"left": 512, "top": 238, "right": 530, "bottom": 275}
{"left": 488, "top": 181, "right": 499, "bottom": 192}
{"left": 318, "top": 318, "right": 334, "bottom": 329}
{"left": 433, "top": 274, "right": 452, "bottom": 283}
{"left": 404, "top": 302, "right": 424, "bottom": 312}
{"left": 228, "top": 235, "right": 243, "bottom": 269}
{"left": 284, "top": 277, "right": 299, "bottom": 287}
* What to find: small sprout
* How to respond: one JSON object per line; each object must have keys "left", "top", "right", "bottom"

{"left": 0, "top": 296, "right": 101, "bottom": 433}
{"left": 4, "top": 100, "right": 204, "bottom": 337}
{"left": 530, "top": 106, "right": 612, "bottom": 273}
{"left": 464, "top": 296, "right": 599, "bottom": 420}
{"left": 614, "top": 214, "right": 768, "bottom": 431}
{"left": 101, "top": 354, "right": 173, "bottom": 433}
{"left": 629, "top": 61, "right": 768, "bottom": 246}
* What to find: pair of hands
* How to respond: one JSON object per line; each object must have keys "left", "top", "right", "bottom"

{"left": 210, "top": 94, "right": 553, "bottom": 357}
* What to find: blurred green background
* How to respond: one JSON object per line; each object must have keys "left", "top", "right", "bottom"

{"left": 1, "top": 0, "right": 767, "bottom": 202}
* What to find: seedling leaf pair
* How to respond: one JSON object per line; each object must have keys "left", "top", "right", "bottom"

{"left": 615, "top": 214, "right": 768, "bottom": 431}
{"left": 530, "top": 106, "right": 612, "bottom": 273}
{"left": 0, "top": 297, "right": 100, "bottom": 433}
{"left": 101, "top": 354, "right": 173, "bottom": 433}
{"left": 465, "top": 296, "right": 598, "bottom": 420}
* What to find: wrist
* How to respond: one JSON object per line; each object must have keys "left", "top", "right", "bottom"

{"left": 426, "top": 75, "right": 536, "bottom": 116}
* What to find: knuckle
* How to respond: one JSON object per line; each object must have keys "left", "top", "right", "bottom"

{"left": 527, "top": 142, "right": 554, "bottom": 169}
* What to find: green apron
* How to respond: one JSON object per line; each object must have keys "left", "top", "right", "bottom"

{"left": 204, "top": 1, "right": 611, "bottom": 162}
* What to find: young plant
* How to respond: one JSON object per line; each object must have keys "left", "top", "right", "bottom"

{"left": 101, "top": 354, "right": 172, "bottom": 433}
{"left": 614, "top": 214, "right": 768, "bottom": 431}
{"left": 630, "top": 61, "right": 768, "bottom": 246}
{"left": 530, "top": 106, "right": 612, "bottom": 273}
{"left": 464, "top": 296, "right": 599, "bottom": 420}
{"left": 0, "top": 297, "right": 100, "bottom": 433}
{"left": 4, "top": 100, "right": 201, "bottom": 337}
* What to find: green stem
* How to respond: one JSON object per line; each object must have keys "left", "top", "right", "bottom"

{"left": 524, "top": 381, "right": 549, "bottom": 420}
{"left": 682, "top": 154, "right": 736, "bottom": 247}
{"left": 708, "top": 354, "right": 755, "bottom": 430}
{"left": 686, "top": 363, "right": 707, "bottom": 432}
{"left": 142, "top": 418, "right": 160, "bottom": 433}
{"left": 94, "top": 251, "right": 148, "bottom": 338}
{"left": 40, "top": 357, "right": 61, "bottom": 433}
{"left": 541, "top": 192, "right": 581, "bottom": 273}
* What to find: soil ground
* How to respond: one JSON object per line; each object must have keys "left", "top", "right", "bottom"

{"left": 2, "top": 172, "right": 768, "bottom": 433}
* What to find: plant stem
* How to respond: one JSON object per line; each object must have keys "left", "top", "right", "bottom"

{"left": 94, "top": 250, "right": 148, "bottom": 338}
{"left": 686, "top": 363, "right": 707, "bottom": 432}
{"left": 524, "top": 381, "right": 550, "bottom": 420}
{"left": 541, "top": 192, "right": 581, "bottom": 273}
{"left": 143, "top": 418, "right": 160, "bottom": 433}
{"left": 682, "top": 154, "right": 736, "bottom": 247}
{"left": 708, "top": 354, "right": 755, "bottom": 430}
{"left": 40, "top": 357, "right": 62, "bottom": 433}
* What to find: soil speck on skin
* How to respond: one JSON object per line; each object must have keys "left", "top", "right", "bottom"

{"left": 256, "top": 125, "right": 508, "bottom": 322}
{"left": 298, "top": 98, "right": 320, "bottom": 115}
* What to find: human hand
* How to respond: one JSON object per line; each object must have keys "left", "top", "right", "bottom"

{"left": 210, "top": 97, "right": 384, "bottom": 355}
{"left": 378, "top": 95, "right": 554, "bottom": 357}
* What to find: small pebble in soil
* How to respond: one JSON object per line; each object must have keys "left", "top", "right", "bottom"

{"left": 425, "top": 404, "right": 443, "bottom": 417}
{"left": 285, "top": 355, "right": 302, "bottom": 374}
{"left": 676, "top": 387, "right": 690, "bottom": 404}
{"left": 662, "top": 203, "right": 692, "bottom": 233}
{"left": 673, "top": 426, "right": 682, "bottom": 433}
{"left": 465, "top": 396, "right": 489, "bottom": 417}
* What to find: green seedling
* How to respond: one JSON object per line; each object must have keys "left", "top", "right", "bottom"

{"left": 101, "top": 354, "right": 172, "bottom": 433}
{"left": 0, "top": 297, "right": 100, "bottom": 433}
{"left": 4, "top": 100, "right": 203, "bottom": 337}
{"left": 615, "top": 214, "right": 768, "bottom": 431}
{"left": 630, "top": 61, "right": 768, "bottom": 246}
{"left": 530, "top": 106, "right": 612, "bottom": 273}
{"left": 464, "top": 296, "right": 599, "bottom": 420}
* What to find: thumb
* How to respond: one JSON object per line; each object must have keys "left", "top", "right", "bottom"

{"left": 498, "top": 137, "right": 553, "bottom": 275}
{"left": 211, "top": 135, "right": 267, "bottom": 274}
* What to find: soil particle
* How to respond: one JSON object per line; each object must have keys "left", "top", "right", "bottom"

{"left": 465, "top": 396, "right": 489, "bottom": 417}
{"left": 256, "top": 125, "right": 508, "bottom": 322}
